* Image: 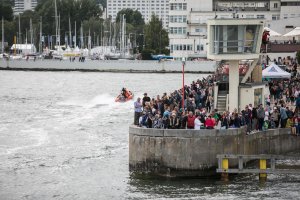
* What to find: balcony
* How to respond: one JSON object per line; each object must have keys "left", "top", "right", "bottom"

{"left": 187, "top": 32, "right": 207, "bottom": 37}
{"left": 187, "top": 20, "right": 207, "bottom": 25}
{"left": 261, "top": 43, "right": 300, "bottom": 53}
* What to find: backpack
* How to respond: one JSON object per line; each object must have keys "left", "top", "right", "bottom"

{"left": 141, "top": 115, "right": 149, "bottom": 127}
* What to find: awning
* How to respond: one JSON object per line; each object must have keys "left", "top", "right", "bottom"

{"left": 283, "top": 27, "right": 300, "bottom": 37}
{"left": 264, "top": 27, "right": 281, "bottom": 37}
{"left": 262, "top": 63, "right": 291, "bottom": 79}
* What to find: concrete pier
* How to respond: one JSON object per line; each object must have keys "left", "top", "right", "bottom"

{"left": 0, "top": 59, "right": 216, "bottom": 73}
{"left": 129, "top": 126, "right": 300, "bottom": 177}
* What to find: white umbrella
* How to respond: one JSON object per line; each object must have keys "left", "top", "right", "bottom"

{"left": 283, "top": 27, "right": 300, "bottom": 37}
{"left": 264, "top": 27, "right": 281, "bottom": 37}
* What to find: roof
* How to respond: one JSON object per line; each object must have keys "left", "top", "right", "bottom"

{"left": 262, "top": 63, "right": 291, "bottom": 79}
{"left": 283, "top": 27, "right": 300, "bottom": 37}
{"left": 11, "top": 44, "right": 36, "bottom": 50}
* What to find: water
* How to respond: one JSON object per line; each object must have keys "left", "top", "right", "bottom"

{"left": 0, "top": 71, "right": 299, "bottom": 200}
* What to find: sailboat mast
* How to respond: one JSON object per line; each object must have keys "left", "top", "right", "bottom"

{"left": 1, "top": 17, "right": 4, "bottom": 53}
{"left": 18, "top": 14, "right": 21, "bottom": 44}
{"left": 58, "top": 14, "right": 61, "bottom": 49}
{"left": 54, "top": 0, "right": 58, "bottom": 48}
{"left": 39, "top": 17, "right": 42, "bottom": 53}
{"left": 110, "top": 21, "right": 112, "bottom": 46}
{"left": 69, "top": 16, "right": 72, "bottom": 47}
{"left": 122, "top": 14, "right": 125, "bottom": 55}
{"left": 80, "top": 22, "right": 83, "bottom": 49}
{"left": 30, "top": 18, "right": 33, "bottom": 53}
{"left": 74, "top": 21, "right": 77, "bottom": 47}
{"left": 88, "top": 29, "right": 91, "bottom": 56}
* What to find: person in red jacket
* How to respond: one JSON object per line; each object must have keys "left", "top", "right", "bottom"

{"left": 187, "top": 111, "right": 196, "bottom": 129}
{"left": 205, "top": 115, "right": 215, "bottom": 129}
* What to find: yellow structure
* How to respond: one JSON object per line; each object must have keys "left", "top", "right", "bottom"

{"left": 259, "top": 159, "right": 267, "bottom": 180}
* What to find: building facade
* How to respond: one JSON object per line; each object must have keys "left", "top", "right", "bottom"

{"left": 13, "top": 0, "right": 38, "bottom": 15}
{"left": 106, "top": 0, "right": 169, "bottom": 28}
{"left": 169, "top": 0, "right": 300, "bottom": 59}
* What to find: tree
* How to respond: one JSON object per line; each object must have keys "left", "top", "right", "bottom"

{"left": 116, "top": 9, "right": 145, "bottom": 52}
{"left": 116, "top": 9, "right": 144, "bottom": 27}
{"left": 95, "top": 0, "right": 106, "bottom": 8}
{"left": 0, "top": 0, "right": 14, "bottom": 21}
{"left": 144, "top": 14, "right": 169, "bottom": 55}
{"left": 82, "top": 17, "right": 103, "bottom": 47}
{"left": 3, "top": 20, "right": 16, "bottom": 46}
{"left": 35, "top": 0, "right": 102, "bottom": 43}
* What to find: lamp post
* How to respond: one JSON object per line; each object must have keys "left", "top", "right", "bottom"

{"left": 182, "top": 57, "right": 186, "bottom": 110}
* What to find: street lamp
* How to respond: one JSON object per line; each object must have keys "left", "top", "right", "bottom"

{"left": 182, "top": 57, "right": 186, "bottom": 110}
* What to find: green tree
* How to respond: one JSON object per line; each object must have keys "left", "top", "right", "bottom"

{"left": 116, "top": 9, "right": 144, "bottom": 27}
{"left": 0, "top": 0, "right": 14, "bottom": 21}
{"left": 96, "top": 0, "right": 106, "bottom": 8}
{"left": 82, "top": 16, "right": 103, "bottom": 47}
{"left": 3, "top": 20, "right": 16, "bottom": 46}
{"left": 116, "top": 9, "right": 145, "bottom": 53}
{"left": 35, "top": 0, "right": 102, "bottom": 43}
{"left": 144, "top": 14, "right": 169, "bottom": 55}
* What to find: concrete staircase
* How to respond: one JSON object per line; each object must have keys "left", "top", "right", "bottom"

{"left": 217, "top": 92, "right": 228, "bottom": 112}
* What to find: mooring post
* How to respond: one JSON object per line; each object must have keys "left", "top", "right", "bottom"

{"left": 259, "top": 159, "right": 267, "bottom": 181}
{"left": 221, "top": 158, "right": 229, "bottom": 181}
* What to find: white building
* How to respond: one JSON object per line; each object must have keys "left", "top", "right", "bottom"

{"left": 169, "top": 0, "right": 300, "bottom": 59}
{"left": 106, "top": 0, "right": 169, "bottom": 28}
{"left": 13, "top": 0, "right": 38, "bottom": 15}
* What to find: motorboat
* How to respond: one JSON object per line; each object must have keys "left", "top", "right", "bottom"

{"left": 115, "top": 90, "right": 134, "bottom": 102}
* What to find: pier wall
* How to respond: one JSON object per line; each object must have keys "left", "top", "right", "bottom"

{"left": 0, "top": 59, "right": 215, "bottom": 73}
{"left": 129, "top": 126, "right": 300, "bottom": 177}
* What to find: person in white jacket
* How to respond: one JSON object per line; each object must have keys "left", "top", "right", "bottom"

{"left": 194, "top": 115, "right": 203, "bottom": 130}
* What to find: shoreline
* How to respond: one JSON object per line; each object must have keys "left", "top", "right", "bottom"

{"left": 0, "top": 59, "right": 217, "bottom": 73}
{"left": 0, "top": 67, "right": 214, "bottom": 74}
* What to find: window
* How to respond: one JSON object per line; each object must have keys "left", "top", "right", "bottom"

{"left": 283, "top": 14, "right": 288, "bottom": 19}
{"left": 170, "top": 3, "right": 187, "bottom": 10}
{"left": 197, "top": 44, "right": 204, "bottom": 51}
{"left": 169, "top": 15, "right": 187, "bottom": 23}
{"left": 169, "top": 27, "right": 187, "bottom": 35}
{"left": 274, "top": 3, "right": 278, "bottom": 8}
{"left": 171, "top": 44, "right": 193, "bottom": 51}
{"left": 257, "top": 15, "right": 264, "bottom": 19}
{"left": 272, "top": 14, "right": 280, "bottom": 20}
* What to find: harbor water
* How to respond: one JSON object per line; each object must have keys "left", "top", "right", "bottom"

{"left": 0, "top": 71, "right": 299, "bottom": 200}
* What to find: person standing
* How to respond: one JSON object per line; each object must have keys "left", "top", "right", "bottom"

{"left": 187, "top": 111, "right": 196, "bottom": 129}
{"left": 194, "top": 114, "right": 203, "bottom": 130}
{"left": 142, "top": 93, "right": 151, "bottom": 107}
{"left": 280, "top": 105, "right": 288, "bottom": 128}
{"left": 257, "top": 104, "right": 265, "bottom": 131}
{"left": 251, "top": 107, "right": 258, "bottom": 131}
{"left": 205, "top": 115, "right": 215, "bottom": 129}
{"left": 244, "top": 105, "right": 252, "bottom": 134}
{"left": 134, "top": 97, "right": 143, "bottom": 125}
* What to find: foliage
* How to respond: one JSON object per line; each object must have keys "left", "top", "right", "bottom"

{"left": 2, "top": 20, "right": 16, "bottom": 46}
{"left": 144, "top": 14, "right": 169, "bottom": 55}
{"left": 141, "top": 49, "right": 155, "bottom": 60}
{"left": 0, "top": 0, "right": 14, "bottom": 21}
{"left": 116, "top": 9, "right": 145, "bottom": 52}
{"left": 35, "top": 0, "right": 102, "bottom": 40}
{"left": 116, "top": 9, "right": 144, "bottom": 27}
{"left": 95, "top": 0, "right": 106, "bottom": 8}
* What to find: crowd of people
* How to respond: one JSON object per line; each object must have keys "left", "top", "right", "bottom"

{"left": 133, "top": 57, "right": 300, "bottom": 135}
